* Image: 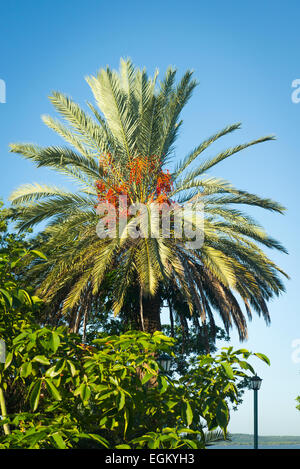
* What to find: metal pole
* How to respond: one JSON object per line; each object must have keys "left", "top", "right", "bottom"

{"left": 254, "top": 389, "right": 258, "bottom": 449}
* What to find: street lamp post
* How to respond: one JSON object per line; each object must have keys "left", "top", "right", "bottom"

{"left": 249, "top": 374, "right": 262, "bottom": 449}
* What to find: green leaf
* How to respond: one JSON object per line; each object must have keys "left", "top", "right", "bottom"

{"left": 45, "top": 365, "right": 61, "bottom": 378}
{"left": 118, "top": 390, "right": 125, "bottom": 410}
{"left": 141, "top": 372, "right": 155, "bottom": 385}
{"left": 158, "top": 375, "right": 168, "bottom": 394}
{"left": 16, "top": 289, "right": 32, "bottom": 305}
{"left": 31, "top": 295, "right": 43, "bottom": 304}
{"left": 29, "top": 380, "right": 42, "bottom": 411}
{"left": 79, "top": 383, "right": 91, "bottom": 403}
{"left": 221, "top": 362, "right": 234, "bottom": 379}
{"left": 4, "top": 352, "right": 13, "bottom": 370}
{"left": 20, "top": 361, "right": 33, "bottom": 378}
{"left": 239, "top": 361, "right": 255, "bottom": 374}
{"left": 45, "top": 378, "right": 62, "bottom": 401}
{"left": 124, "top": 407, "right": 129, "bottom": 437}
{"left": 51, "top": 432, "right": 67, "bottom": 449}
{"left": 49, "top": 332, "right": 60, "bottom": 353}
{"left": 0, "top": 289, "right": 12, "bottom": 307}
{"left": 32, "top": 355, "right": 51, "bottom": 365}
{"left": 216, "top": 400, "right": 229, "bottom": 430}
{"left": 184, "top": 401, "right": 193, "bottom": 426}
{"left": 53, "top": 358, "right": 66, "bottom": 374}
{"left": 254, "top": 353, "right": 270, "bottom": 366}
{"left": 234, "top": 348, "right": 251, "bottom": 355}
{"left": 87, "top": 434, "right": 109, "bottom": 448}
{"left": 67, "top": 360, "right": 77, "bottom": 377}
{"left": 186, "top": 439, "right": 199, "bottom": 449}
{"left": 30, "top": 250, "right": 48, "bottom": 261}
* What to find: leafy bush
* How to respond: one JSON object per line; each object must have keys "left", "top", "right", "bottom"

{"left": 0, "top": 326, "right": 269, "bottom": 449}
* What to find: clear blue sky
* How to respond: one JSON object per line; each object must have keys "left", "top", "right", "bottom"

{"left": 1, "top": 0, "right": 299, "bottom": 436}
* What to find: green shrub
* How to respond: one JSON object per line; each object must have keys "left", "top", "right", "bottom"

{"left": 0, "top": 326, "right": 269, "bottom": 449}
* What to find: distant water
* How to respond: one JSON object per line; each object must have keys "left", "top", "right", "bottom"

{"left": 208, "top": 444, "right": 300, "bottom": 449}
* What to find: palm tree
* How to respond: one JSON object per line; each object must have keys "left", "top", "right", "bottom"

{"left": 9, "top": 58, "right": 288, "bottom": 339}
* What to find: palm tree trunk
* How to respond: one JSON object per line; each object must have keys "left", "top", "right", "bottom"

{"left": 202, "top": 320, "right": 210, "bottom": 354}
{"left": 73, "top": 308, "right": 83, "bottom": 334}
{"left": 82, "top": 308, "right": 88, "bottom": 343}
{"left": 139, "top": 286, "right": 145, "bottom": 332}
{"left": 141, "top": 294, "right": 161, "bottom": 333}
{"left": 167, "top": 298, "right": 175, "bottom": 337}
